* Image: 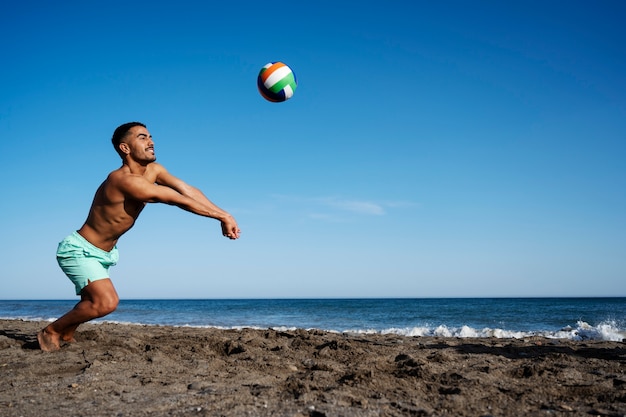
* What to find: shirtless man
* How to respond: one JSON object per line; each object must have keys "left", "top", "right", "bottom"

{"left": 38, "top": 122, "right": 240, "bottom": 352}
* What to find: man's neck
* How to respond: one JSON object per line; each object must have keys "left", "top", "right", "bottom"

{"left": 122, "top": 159, "right": 151, "bottom": 175}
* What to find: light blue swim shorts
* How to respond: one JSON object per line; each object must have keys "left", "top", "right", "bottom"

{"left": 56, "top": 231, "right": 119, "bottom": 295}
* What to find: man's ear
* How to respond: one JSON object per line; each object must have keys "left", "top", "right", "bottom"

{"left": 119, "top": 142, "right": 130, "bottom": 155}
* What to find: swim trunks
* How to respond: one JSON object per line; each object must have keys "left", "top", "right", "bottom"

{"left": 56, "top": 231, "right": 119, "bottom": 295}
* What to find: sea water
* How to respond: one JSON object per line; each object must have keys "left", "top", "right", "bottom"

{"left": 1, "top": 298, "right": 624, "bottom": 341}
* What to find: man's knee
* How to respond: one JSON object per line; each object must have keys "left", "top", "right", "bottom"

{"left": 82, "top": 279, "right": 119, "bottom": 317}
{"left": 96, "top": 295, "right": 119, "bottom": 316}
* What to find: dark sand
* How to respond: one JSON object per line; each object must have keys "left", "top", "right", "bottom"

{"left": 1, "top": 319, "right": 625, "bottom": 416}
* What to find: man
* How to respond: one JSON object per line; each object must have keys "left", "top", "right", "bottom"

{"left": 37, "top": 122, "right": 241, "bottom": 352}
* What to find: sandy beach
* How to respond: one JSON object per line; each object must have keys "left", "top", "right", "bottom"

{"left": 1, "top": 319, "right": 625, "bottom": 416}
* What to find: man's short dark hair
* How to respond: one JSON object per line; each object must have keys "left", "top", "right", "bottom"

{"left": 112, "top": 122, "right": 146, "bottom": 156}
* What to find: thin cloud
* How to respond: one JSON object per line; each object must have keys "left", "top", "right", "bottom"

{"left": 270, "top": 194, "right": 419, "bottom": 219}
{"left": 318, "top": 197, "right": 386, "bottom": 216}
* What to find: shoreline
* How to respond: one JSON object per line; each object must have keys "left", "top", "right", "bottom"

{"left": 8, "top": 317, "right": 625, "bottom": 342}
{"left": 1, "top": 319, "right": 625, "bottom": 416}
{"left": 2, "top": 297, "right": 625, "bottom": 342}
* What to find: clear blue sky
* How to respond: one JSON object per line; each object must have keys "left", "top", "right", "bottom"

{"left": 1, "top": 1, "right": 624, "bottom": 299}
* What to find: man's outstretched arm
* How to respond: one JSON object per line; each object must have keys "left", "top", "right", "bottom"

{"left": 117, "top": 170, "right": 241, "bottom": 239}
{"left": 154, "top": 166, "right": 241, "bottom": 239}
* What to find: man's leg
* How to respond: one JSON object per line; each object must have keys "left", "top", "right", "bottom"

{"left": 38, "top": 279, "right": 119, "bottom": 352}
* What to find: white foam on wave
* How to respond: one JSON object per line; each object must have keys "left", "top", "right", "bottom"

{"left": 0, "top": 315, "right": 56, "bottom": 322}
{"left": 376, "top": 320, "right": 625, "bottom": 341}
{"left": 97, "top": 320, "right": 625, "bottom": 341}
{"left": 555, "top": 320, "right": 625, "bottom": 342}
{"left": 379, "top": 325, "right": 530, "bottom": 339}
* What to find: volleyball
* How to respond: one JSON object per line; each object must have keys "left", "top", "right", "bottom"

{"left": 257, "top": 62, "right": 297, "bottom": 102}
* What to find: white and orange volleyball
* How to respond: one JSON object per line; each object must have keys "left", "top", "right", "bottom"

{"left": 257, "top": 62, "right": 297, "bottom": 102}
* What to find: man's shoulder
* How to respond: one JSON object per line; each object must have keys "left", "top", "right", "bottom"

{"left": 146, "top": 162, "right": 169, "bottom": 181}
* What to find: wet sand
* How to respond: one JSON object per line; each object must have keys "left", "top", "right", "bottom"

{"left": 1, "top": 319, "right": 625, "bottom": 416}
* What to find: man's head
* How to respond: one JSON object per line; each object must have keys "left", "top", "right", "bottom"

{"left": 111, "top": 122, "right": 156, "bottom": 164}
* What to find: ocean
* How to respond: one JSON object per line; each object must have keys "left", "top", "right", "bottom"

{"left": 1, "top": 298, "right": 624, "bottom": 341}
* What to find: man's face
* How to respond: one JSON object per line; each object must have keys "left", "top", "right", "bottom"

{"left": 123, "top": 126, "right": 156, "bottom": 163}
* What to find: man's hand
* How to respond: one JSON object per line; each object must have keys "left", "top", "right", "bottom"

{"left": 221, "top": 216, "right": 241, "bottom": 240}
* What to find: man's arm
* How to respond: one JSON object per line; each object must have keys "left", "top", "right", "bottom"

{"left": 157, "top": 168, "right": 241, "bottom": 240}
{"left": 117, "top": 169, "right": 241, "bottom": 239}
{"left": 155, "top": 167, "right": 231, "bottom": 217}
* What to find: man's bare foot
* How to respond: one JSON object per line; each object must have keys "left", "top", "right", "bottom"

{"left": 62, "top": 335, "right": 77, "bottom": 343}
{"left": 37, "top": 329, "right": 61, "bottom": 352}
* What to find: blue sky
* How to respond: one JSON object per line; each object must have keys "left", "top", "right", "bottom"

{"left": 1, "top": 1, "right": 624, "bottom": 299}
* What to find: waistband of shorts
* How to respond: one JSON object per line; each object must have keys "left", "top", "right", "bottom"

{"left": 71, "top": 231, "right": 117, "bottom": 255}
